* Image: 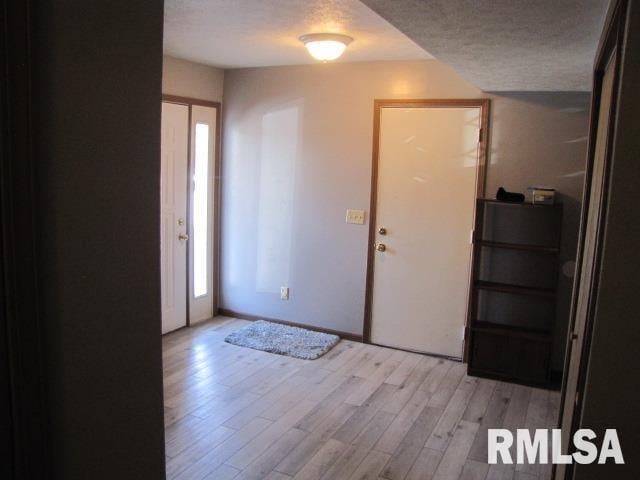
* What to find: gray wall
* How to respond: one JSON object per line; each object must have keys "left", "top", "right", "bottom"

{"left": 163, "top": 55, "right": 225, "bottom": 102}
{"left": 33, "top": 1, "right": 166, "bottom": 478}
{"left": 221, "top": 60, "right": 589, "bottom": 369}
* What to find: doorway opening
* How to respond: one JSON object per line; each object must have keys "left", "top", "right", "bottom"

{"left": 160, "top": 96, "right": 221, "bottom": 334}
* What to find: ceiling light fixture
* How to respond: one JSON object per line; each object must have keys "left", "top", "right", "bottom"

{"left": 299, "top": 33, "right": 353, "bottom": 61}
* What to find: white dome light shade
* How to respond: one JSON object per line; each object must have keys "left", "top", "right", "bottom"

{"left": 299, "top": 33, "right": 353, "bottom": 61}
{"left": 305, "top": 40, "right": 347, "bottom": 61}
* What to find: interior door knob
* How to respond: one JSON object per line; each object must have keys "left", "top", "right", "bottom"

{"left": 375, "top": 243, "right": 386, "bottom": 252}
{"left": 178, "top": 234, "right": 189, "bottom": 241}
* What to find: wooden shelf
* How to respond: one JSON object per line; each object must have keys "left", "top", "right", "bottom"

{"left": 471, "top": 321, "right": 552, "bottom": 341}
{"left": 476, "top": 240, "right": 560, "bottom": 254}
{"left": 478, "top": 198, "right": 561, "bottom": 209}
{"left": 468, "top": 195, "right": 561, "bottom": 388}
{"left": 474, "top": 280, "right": 556, "bottom": 298}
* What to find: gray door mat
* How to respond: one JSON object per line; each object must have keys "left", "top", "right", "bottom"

{"left": 224, "top": 320, "right": 340, "bottom": 360}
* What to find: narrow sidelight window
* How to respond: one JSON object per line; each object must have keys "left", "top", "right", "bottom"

{"left": 193, "top": 122, "right": 209, "bottom": 297}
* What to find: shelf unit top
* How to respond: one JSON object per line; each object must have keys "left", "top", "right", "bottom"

{"left": 479, "top": 198, "right": 562, "bottom": 209}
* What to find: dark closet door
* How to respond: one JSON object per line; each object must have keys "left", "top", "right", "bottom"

{"left": 556, "top": 49, "right": 616, "bottom": 479}
{"left": 555, "top": 2, "right": 629, "bottom": 477}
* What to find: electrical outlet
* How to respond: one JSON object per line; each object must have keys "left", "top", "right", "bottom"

{"left": 280, "top": 287, "right": 289, "bottom": 300}
{"left": 346, "top": 209, "right": 365, "bottom": 225}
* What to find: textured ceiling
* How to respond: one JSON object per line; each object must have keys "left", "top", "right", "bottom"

{"left": 360, "top": 0, "right": 609, "bottom": 91}
{"left": 163, "top": 0, "right": 431, "bottom": 68}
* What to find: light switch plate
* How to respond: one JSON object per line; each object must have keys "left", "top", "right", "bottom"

{"left": 280, "top": 287, "right": 289, "bottom": 300}
{"left": 346, "top": 209, "right": 365, "bottom": 225}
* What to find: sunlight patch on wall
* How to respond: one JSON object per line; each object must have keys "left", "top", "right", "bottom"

{"left": 255, "top": 102, "right": 302, "bottom": 293}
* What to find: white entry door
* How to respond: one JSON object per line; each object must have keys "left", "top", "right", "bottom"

{"left": 189, "top": 105, "right": 217, "bottom": 323}
{"left": 370, "top": 103, "right": 484, "bottom": 358}
{"left": 161, "top": 102, "right": 189, "bottom": 334}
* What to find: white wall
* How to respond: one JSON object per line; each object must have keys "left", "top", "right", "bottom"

{"left": 162, "top": 55, "right": 224, "bottom": 102}
{"left": 220, "top": 60, "right": 590, "bottom": 368}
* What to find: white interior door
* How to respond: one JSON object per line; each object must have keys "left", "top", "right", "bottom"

{"left": 161, "top": 102, "right": 189, "bottom": 334}
{"left": 189, "top": 105, "right": 217, "bottom": 323}
{"left": 370, "top": 105, "right": 482, "bottom": 358}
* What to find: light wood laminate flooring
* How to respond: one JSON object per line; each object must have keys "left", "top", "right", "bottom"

{"left": 163, "top": 317, "right": 559, "bottom": 480}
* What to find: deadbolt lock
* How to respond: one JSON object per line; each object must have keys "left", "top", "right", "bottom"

{"left": 375, "top": 243, "right": 386, "bottom": 252}
{"left": 378, "top": 227, "right": 387, "bottom": 235}
{"left": 178, "top": 218, "right": 185, "bottom": 226}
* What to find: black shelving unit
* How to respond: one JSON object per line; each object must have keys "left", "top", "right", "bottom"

{"left": 466, "top": 198, "right": 562, "bottom": 387}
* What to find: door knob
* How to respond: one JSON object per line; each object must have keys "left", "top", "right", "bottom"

{"left": 375, "top": 243, "right": 386, "bottom": 252}
{"left": 178, "top": 234, "right": 189, "bottom": 241}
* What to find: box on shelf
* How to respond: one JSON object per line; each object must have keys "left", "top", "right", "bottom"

{"left": 527, "top": 187, "right": 555, "bottom": 205}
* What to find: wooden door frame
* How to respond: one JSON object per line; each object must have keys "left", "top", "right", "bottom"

{"left": 161, "top": 95, "right": 222, "bottom": 327}
{"left": 555, "top": 1, "right": 627, "bottom": 478}
{"left": 362, "top": 99, "right": 491, "bottom": 355}
{"left": 1, "top": 0, "right": 50, "bottom": 476}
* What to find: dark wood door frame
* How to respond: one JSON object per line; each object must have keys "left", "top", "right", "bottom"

{"left": 1, "top": 0, "right": 50, "bottom": 476}
{"left": 362, "top": 99, "right": 491, "bottom": 357}
{"left": 161, "top": 95, "right": 222, "bottom": 327}
{"left": 555, "top": 1, "right": 627, "bottom": 478}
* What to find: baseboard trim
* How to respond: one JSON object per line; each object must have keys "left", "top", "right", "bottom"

{"left": 368, "top": 341, "right": 463, "bottom": 363}
{"left": 217, "top": 308, "right": 363, "bottom": 342}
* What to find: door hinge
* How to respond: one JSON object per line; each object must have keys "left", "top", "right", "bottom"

{"left": 478, "top": 128, "right": 482, "bottom": 142}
